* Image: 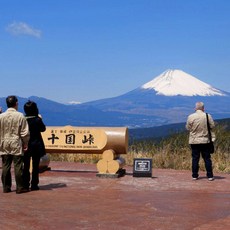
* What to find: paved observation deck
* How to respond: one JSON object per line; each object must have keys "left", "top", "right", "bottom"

{"left": 0, "top": 161, "right": 229, "bottom": 229}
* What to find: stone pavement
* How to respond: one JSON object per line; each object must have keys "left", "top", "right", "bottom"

{"left": 0, "top": 161, "right": 229, "bottom": 230}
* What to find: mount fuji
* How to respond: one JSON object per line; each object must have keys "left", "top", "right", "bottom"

{"left": 0, "top": 69, "right": 229, "bottom": 128}
{"left": 141, "top": 69, "right": 225, "bottom": 97}
{"left": 82, "top": 69, "right": 230, "bottom": 127}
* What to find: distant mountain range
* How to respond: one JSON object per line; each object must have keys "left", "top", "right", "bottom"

{"left": 1, "top": 69, "right": 230, "bottom": 128}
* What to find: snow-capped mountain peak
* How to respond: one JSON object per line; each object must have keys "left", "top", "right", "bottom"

{"left": 141, "top": 69, "right": 225, "bottom": 96}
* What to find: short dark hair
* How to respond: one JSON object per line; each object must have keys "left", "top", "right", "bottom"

{"left": 6, "top": 95, "right": 18, "bottom": 108}
{"left": 24, "top": 100, "right": 39, "bottom": 116}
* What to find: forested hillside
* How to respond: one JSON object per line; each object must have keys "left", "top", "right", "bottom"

{"left": 127, "top": 118, "right": 230, "bottom": 173}
{"left": 129, "top": 118, "right": 230, "bottom": 140}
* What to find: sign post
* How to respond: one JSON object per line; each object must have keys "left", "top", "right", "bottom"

{"left": 133, "top": 158, "right": 152, "bottom": 177}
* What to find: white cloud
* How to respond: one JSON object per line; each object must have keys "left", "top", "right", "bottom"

{"left": 6, "top": 22, "right": 42, "bottom": 38}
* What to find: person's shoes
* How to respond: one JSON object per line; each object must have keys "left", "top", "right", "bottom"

{"left": 192, "top": 177, "right": 198, "bottom": 180}
{"left": 16, "top": 188, "right": 29, "bottom": 194}
{"left": 3, "top": 188, "right": 12, "bottom": 193}
{"left": 31, "top": 185, "right": 39, "bottom": 191}
{"left": 208, "top": 177, "right": 214, "bottom": 181}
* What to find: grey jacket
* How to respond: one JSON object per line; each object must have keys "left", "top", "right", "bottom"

{"left": 186, "top": 110, "right": 215, "bottom": 144}
{"left": 0, "top": 108, "right": 30, "bottom": 156}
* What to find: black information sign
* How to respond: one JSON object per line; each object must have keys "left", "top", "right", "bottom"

{"left": 133, "top": 158, "right": 152, "bottom": 177}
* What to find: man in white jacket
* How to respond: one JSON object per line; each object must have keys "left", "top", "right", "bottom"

{"left": 186, "top": 102, "right": 215, "bottom": 181}
{"left": 0, "top": 96, "right": 30, "bottom": 193}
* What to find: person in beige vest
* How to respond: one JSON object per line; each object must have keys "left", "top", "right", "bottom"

{"left": 0, "top": 96, "right": 30, "bottom": 193}
{"left": 186, "top": 102, "right": 215, "bottom": 181}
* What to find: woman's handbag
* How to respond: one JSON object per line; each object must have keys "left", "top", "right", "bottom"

{"left": 206, "top": 113, "right": 214, "bottom": 154}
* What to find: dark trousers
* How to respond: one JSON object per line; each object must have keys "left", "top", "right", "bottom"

{"left": 1, "top": 155, "right": 24, "bottom": 191}
{"left": 23, "top": 153, "right": 40, "bottom": 189}
{"left": 191, "top": 144, "right": 213, "bottom": 178}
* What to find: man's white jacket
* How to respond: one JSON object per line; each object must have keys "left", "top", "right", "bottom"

{"left": 0, "top": 108, "right": 30, "bottom": 156}
{"left": 186, "top": 110, "right": 215, "bottom": 144}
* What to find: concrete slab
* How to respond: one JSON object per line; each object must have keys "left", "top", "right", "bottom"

{"left": 0, "top": 161, "right": 229, "bottom": 230}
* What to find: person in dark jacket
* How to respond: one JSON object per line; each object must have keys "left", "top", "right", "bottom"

{"left": 23, "top": 100, "right": 46, "bottom": 191}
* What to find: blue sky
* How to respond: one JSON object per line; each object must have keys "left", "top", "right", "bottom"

{"left": 0, "top": 0, "right": 230, "bottom": 104}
